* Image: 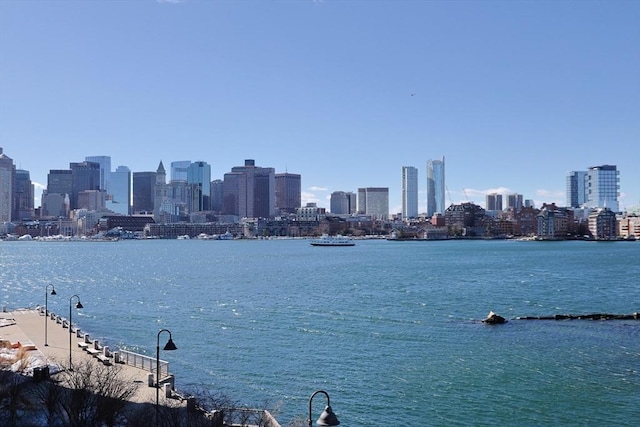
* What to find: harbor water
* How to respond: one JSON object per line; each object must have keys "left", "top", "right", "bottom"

{"left": 1, "top": 239, "right": 639, "bottom": 426}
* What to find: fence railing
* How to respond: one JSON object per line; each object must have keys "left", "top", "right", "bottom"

{"left": 117, "top": 349, "right": 170, "bottom": 380}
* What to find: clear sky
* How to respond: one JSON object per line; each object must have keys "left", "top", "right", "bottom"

{"left": 1, "top": 0, "right": 639, "bottom": 213}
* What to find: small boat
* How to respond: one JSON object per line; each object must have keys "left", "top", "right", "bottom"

{"left": 310, "top": 234, "right": 355, "bottom": 247}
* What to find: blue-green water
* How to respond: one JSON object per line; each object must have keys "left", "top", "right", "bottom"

{"left": 1, "top": 239, "right": 639, "bottom": 426}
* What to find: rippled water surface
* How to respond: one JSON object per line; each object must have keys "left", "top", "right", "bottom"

{"left": 1, "top": 239, "right": 639, "bottom": 425}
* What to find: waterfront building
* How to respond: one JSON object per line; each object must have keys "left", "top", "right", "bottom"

{"left": 506, "top": 193, "right": 523, "bottom": 212}
{"left": 426, "top": 157, "right": 445, "bottom": 217}
{"left": 223, "top": 159, "right": 276, "bottom": 219}
{"left": 109, "top": 166, "right": 131, "bottom": 215}
{"left": 536, "top": 203, "right": 568, "bottom": 239}
{"left": 132, "top": 171, "right": 156, "bottom": 214}
{"left": 330, "top": 191, "right": 356, "bottom": 215}
{"left": 401, "top": 166, "right": 418, "bottom": 219}
{"left": 14, "top": 169, "right": 34, "bottom": 220}
{"left": 486, "top": 193, "right": 503, "bottom": 212}
{"left": 85, "top": 155, "right": 111, "bottom": 194}
{"left": 70, "top": 161, "right": 100, "bottom": 210}
{"left": 618, "top": 214, "right": 640, "bottom": 239}
{"left": 0, "top": 147, "right": 15, "bottom": 222}
{"left": 586, "top": 165, "right": 619, "bottom": 212}
{"left": 588, "top": 208, "right": 617, "bottom": 240}
{"left": 444, "top": 202, "right": 485, "bottom": 235}
{"left": 566, "top": 171, "right": 587, "bottom": 208}
{"left": 275, "top": 173, "right": 301, "bottom": 215}
{"left": 358, "top": 187, "right": 389, "bottom": 220}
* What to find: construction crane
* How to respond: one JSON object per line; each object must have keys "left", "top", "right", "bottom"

{"left": 463, "top": 188, "right": 469, "bottom": 202}
{"left": 446, "top": 186, "right": 453, "bottom": 205}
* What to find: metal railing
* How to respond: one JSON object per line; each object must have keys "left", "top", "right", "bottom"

{"left": 117, "top": 349, "right": 169, "bottom": 380}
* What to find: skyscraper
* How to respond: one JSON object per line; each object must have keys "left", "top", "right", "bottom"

{"left": 486, "top": 193, "right": 503, "bottom": 211}
{"left": 401, "top": 166, "right": 418, "bottom": 219}
{"left": 357, "top": 187, "right": 389, "bottom": 220}
{"left": 0, "top": 148, "right": 15, "bottom": 222}
{"left": 330, "top": 191, "right": 356, "bottom": 215}
{"left": 566, "top": 171, "right": 587, "bottom": 208}
{"left": 110, "top": 166, "right": 131, "bottom": 215}
{"left": 14, "top": 169, "right": 34, "bottom": 220}
{"left": 70, "top": 161, "right": 100, "bottom": 210}
{"left": 586, "top": 165, "right": 619, "bottom": 212}
{"left": 170, "top": 161, "right": 191, "bottom": 182}
{"left": 506, "top": 193, "right": 523, "bottom": 211}
{"left": 132, "top": 171, "right": 156, "bottom": 214}
{"left": 275, "top": 173, "right": 301, "bottom": 214}
{"left": 187, "top": 161, "right": 212, "bottom": 211}
{"left": 85, "top": 155, "right": 111, "bottom": 194}
{"left": 426, "top": 157, "right": 445, "bottom": 217}
{"left": 223, "top": 159, "right": 275, "bottom": 218}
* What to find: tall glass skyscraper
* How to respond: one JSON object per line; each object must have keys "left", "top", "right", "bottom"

{"left": 566, "top": 171, "right": 587, "bottom": 208}
{"left": 586, "top": 165, "right": 619, "bottom": 212}
{"left": 85, "top": 155, "right": 111, "bottom": 193}
{"left": 426, "top": 157, "right": 445, "bottom": 217}
{"left": 110, "top": 166, "right": 131, "bottom": 215}
{"left": 401, "top": 166, "right": 418, "bottom": 219}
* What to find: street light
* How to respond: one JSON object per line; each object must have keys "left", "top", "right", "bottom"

{"left": 156, "top": 328, "right": 177, "bottom": 427}
{"left": 44, "top": 284, "right": 56, "bottom": 346}
{"left": 309, "top": 390, "right": 340, "bottom": 427}
{"left": 68, "top": 294, "right": 83, "bottom": 370}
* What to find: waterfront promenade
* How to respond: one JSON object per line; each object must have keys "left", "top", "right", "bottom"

{"left": 0, "top": 307, "right": 173, "bottom": 406}
{"left": 1, "top": 307, "right": 282, "bottom": 426}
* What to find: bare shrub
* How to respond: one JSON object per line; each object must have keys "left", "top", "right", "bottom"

{"left": 35, "top": 358, "right": 138, "bottom": 427}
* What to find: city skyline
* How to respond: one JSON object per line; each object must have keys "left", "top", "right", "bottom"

{"left": 0, "top": 149, "right": 636, "bottom": 216}
{"left": 1, "top": 1, "right": 638, "bottom": 213}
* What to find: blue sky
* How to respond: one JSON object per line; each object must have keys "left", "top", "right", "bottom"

{"left": 1, "top": 0, "right": 638, "bottom": 213}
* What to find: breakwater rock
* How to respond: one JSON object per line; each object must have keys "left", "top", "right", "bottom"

{"left": 516, "top": 313, "right": 640, "bottom": 321}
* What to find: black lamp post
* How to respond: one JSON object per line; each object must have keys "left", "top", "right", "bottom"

{"left": 44, "top": 284, "right": 56, "bottom": 346}
{"left": 156, "top": 328, "right": 177, "bottom": 427}
{"left": 309, "top": 390, "right": 340, "bottom": 427}
{"left": 68, "top": 294, "right": 83, "bottom": 370}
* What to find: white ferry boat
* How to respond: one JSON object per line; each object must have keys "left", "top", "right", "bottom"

{"left": 310, "top": 234, "right": 355, "bottom": 247}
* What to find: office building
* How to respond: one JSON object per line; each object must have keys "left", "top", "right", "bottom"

{"left": 586, "top": 165, "right": 619, "bottom": 212}
{"left": 70, "top": 161, "right": 100, "bottom": 210}
{"left": 486, "top": 193, "right": 503, "bottom": 211}
{"left": 47, "top": 169, "right": 73, "bottom": 196}
{"left": 210, "top": 179, "right": 223, "bottom": 213}
{"left": 330, "top": 191, "right": 356, "bottom": 215}
{"left": 223, "top": 159, "right": 275, "bottom": 219}
{"left": 426, "top": 157, "right": 445, "bottom": 217}
{"left": 109, "top": 166, "right": 131, "bottom": 215}
{"left": 566, "top": 171, "right": 587, "bottom": 208}
{"left": 0, "top": 148, "right": 15, "bottom": 222}
{"left": 358, "top": 187, "right": 389, "bottom": 220}
{"left": 401, "top": 166, "right": 418, "bottom": 219}
{"left": 171, "top": 161, "right": 191, "bottom": 182}
{"left": 132, "top": 171, "right": 156, "bottom": 214}
{"left": 85, "top": 155, "right": 111, "bottom": 194}
{"left": 506, "top": 193, "right": 524, "bottom": 212}
{"left": 187, "top": 161, "right": 212, "bottom": 211}
{"left": 275, "top": 173, "right": 301, "bottom": 214}
{"left": 14, "top": 169, "right": 34, "bottom": 220}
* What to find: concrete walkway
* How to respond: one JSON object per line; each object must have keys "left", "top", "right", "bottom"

{"left": 0, "top": 308, "right": 178, "bottom": 407}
